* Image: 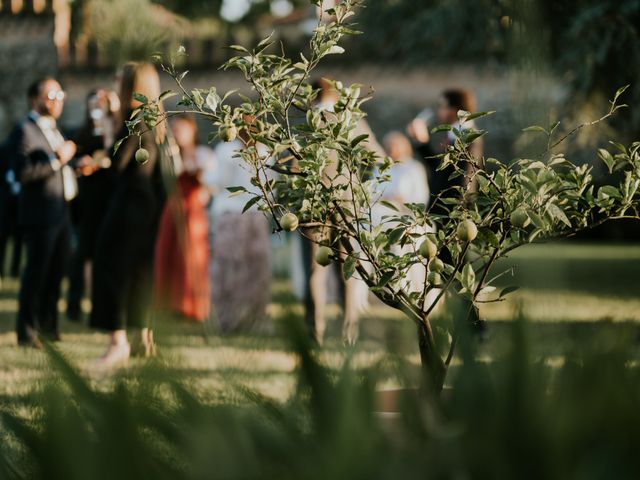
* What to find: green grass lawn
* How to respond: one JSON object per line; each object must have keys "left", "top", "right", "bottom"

{"left": 1, "top": 241, "right": 640, "bottom": 416}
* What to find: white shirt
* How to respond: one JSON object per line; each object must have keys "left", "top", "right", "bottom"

{"left": 208, "top": 140, "right": 267, "bottom": 216}
{"left": 371, "top": 157, "right": 430, "bottom": 227}
{"left": 29, "top": 111, "right": 78, "bottom": 201}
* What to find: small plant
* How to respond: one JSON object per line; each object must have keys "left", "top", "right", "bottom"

{"left": 127, "top": 0, "right": 640, "bottom": 392}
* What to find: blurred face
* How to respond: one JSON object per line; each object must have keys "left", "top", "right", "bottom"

{"left": 33, "top": 79, "right": 65, "bottom": 119}
{"left": 171, "top": 118, "right": 197, "bottom": 149}
{"left": 437, "top": 96, "right": 457, "bottom": 125}
{"left": 384, "top": 134, "right": 411, "bottom": 162}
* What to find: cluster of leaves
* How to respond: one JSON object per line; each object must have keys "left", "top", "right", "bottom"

{"left": 3, "top": 315, "right": 640, "bottom": 478}
{"left": 129, "top": 0, "right": 639, "bottom": 390}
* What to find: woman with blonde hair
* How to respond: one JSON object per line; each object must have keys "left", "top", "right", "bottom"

{"left": 90, "top": 62, "right": 166, "bottom": 366}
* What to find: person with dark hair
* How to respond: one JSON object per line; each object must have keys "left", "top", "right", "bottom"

{"left": 407, "top": 87, "right": 482, "bottom": 209}
{"left": 153, "top": 114, "right": 215, "bottom": 322}
{"left": 66, "top": 88, "right": 120, "bottom": 322}
{"left": 90, "top": 62, "right": 167, "bottom": 367}
{"left": 407, "top": 87, "right": 485, "bottom": 336}
{"left": 5, "top": 77, "right": 78, "bottom": 347}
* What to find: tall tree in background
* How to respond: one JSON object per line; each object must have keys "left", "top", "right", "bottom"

{"left": 352, "top": 0, "right": 640, "bottom": 139}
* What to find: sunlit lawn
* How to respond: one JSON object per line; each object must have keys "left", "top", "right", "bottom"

{"left": 1, "top": 241, "right": 640, "bottom": 416}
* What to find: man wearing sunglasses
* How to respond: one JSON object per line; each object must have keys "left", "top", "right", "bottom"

{"left": 5, "top": 76, "right": 78, "bottom": 347}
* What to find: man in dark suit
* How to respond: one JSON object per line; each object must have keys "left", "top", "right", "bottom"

{"left": 6, "top": 77, "right": 77, "bottom": 346}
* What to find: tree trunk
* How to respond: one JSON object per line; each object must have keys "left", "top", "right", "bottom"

{"left": 417, "top": 320, "right": 447, "bottom": 396}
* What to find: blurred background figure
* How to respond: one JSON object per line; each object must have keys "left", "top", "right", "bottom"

{"left": 66, "top": 88, "right": 120, "bottom": 322}
{"left": 90, "top": 62, "right": 166, "bottom": 366}
{"left": 7, "top": 77, "right": 77, "bottom": 347}
{"left": 301, "top": 77, "right": 386, "bottom": 345}
{"left": 380, "top": 131, "right": 430, "bottom": 206}
{"left": 408, "top": 88, "right": 484, "bottom": 332}
{"left": 0, "top": 140, "right": 23, "bottom": 286}
{"left": 154, "top": 114, "right": 215, "bottom": 322}
{"left": 209, "top": 128, "right": 271, "bottom": 334}
{"left": 373, "top": 131, "right": 436, "bottom": 305}
{"left": 407, "top": 88, "right": 482, "bottom": 211}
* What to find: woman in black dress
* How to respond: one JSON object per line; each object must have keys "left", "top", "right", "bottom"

{"left": 91, "top": 62, "right": 166, "bottom": 367}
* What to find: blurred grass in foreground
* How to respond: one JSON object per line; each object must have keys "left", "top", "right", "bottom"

{"left": 0, "top": 241, "right": 639, "bottom": 416}
{"left": 1, "top": 308, "right": 640, "bottom": 479}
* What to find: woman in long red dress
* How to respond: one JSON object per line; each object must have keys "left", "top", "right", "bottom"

{"left": 154, "top": 114, "right": 216, "bottom": 322}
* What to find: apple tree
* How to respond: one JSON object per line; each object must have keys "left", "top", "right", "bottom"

{"left": 128, "top": 0, "right": 640, "bottom": 393}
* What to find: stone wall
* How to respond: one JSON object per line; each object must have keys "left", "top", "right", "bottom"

{"left": 57, "top": 64, "right": 563, "bottom": 161}
{"left": 0, "top": 6, "right": 58, "bottom": 136}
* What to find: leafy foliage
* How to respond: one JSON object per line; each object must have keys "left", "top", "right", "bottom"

{"left": 3, "top": 315, "right": 640, "bottom": 478}
{"left": 130, "top": 0, "right": 639, "bottom": 391}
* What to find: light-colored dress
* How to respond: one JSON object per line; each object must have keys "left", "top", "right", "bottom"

{"left": 371, "top": 157, "right": 439, "bottom": 310}
{"left": 206, "top": 140, "right": 271, "bottom": 333}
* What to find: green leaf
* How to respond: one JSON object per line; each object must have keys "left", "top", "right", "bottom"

{"left": 463, "top": 130, "right": 486, "bottom": 144}
{"left": 113, "top": 136, "right": 127, "bottom": 154}
{"left": 528, "top": 211, "right": 546, "bottom": 230}
{"left": 599, "top": 185, "right": 621, "bottom": 199}
{"left": 241, "top": 196, "right": 261, "bottom": 213}
{"left": 343, "top": 256, "right": 357, "bottom": 280}
{"left": 431, "top": 124, "right": 452, "bottom": 133}
{"left": 379, "top": 200, "right": 399, "bottom": 212}
{"left": 499, "top": 285, "right": 520, "bottom": 298}
{"left": 548, "top": 204, "right": 572, "bottom": 228}
{"left": 387, "top": 227, "right": 405, "bottom": 246}
{"left": 133, "top": 92, "right": 148, "bottom": 104}
{"left": 205, "top": 88, "right": 219, "bottom": 111}
{"left": 598, "top": 148, "right": 615, "bottom": 174}
{"left": 159, "top": 90, "right": 177, "bottom": 102}
{"left": 465, "top": 111, "right": 496, "bottom": 122}
{"left": 522, "top": 125, "right": 547, "bottom": 134}
{"left": 192, "top": 90, "right": 204, "bottom": 108}
{"left": 228, "top": 45, "right": 249, "bottom": 53}
{"left": 461, "top": 263, "right": 475, "bottom": 292}
{"left": 613, "top": 84, "right": 630, "bottom": 103}
{"left": 350, "top": 133, "right": 369, "bottom": 148}
{"left": 377, "top": 270, "right": 395, "bottom": 288}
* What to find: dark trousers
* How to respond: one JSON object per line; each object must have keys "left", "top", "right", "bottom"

{"left": 66, "top": 226, "right": 85, "bottom": 319}
{"left": 0, "top": 193, "right": 23, "bottom": 279}
{"left": 16, "top": 216, "right": 70, "bottom": 342}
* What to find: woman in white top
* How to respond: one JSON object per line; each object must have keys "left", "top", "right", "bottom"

{"left": 373, "top": 132, "right": 437, "bottom": 307}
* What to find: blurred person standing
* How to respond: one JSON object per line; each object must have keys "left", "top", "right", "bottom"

{"left": 0, "top": 139, "right": 23, "bottom": 285}
{"left": 379, "top": 131, "right": 430, "bottom": 207}
{"left": 6, "top": 77, "right": 78, "bottom": 346}
{"left": 372, "top": 132, "right": 438, "bottom": 307}
{"left": 66, "top": 89, "right": 120, "bottom": 321}
{"left": 90, "top": 62, "right": 166, "bottom": 366}
{"left": 208, "top": 129, "right": 271, "bottom": 333}
{"left": 301, "top": 78, "right": 386, "bottom": 345}
{"left": 407, "top": 88, "right": 482, "bottom": 211}
{"left": 154, "top": 114, "right": 215, "bottom": 322}
{"left": 408, "top": 88, "right": 484, "bottom": 333}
